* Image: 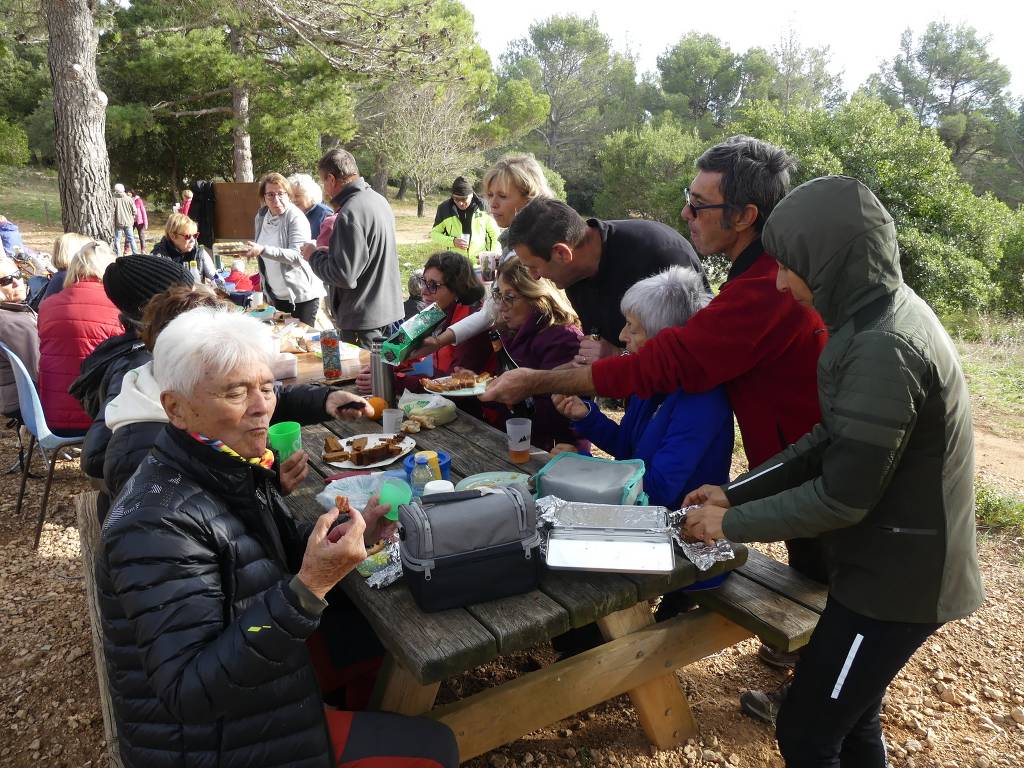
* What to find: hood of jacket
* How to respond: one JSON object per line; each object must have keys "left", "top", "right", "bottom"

{"left": 105, "top": 360, "right": 165, "bottom": 432}
{"left": 762, "top": 175, "right": 902, "bottom": 330}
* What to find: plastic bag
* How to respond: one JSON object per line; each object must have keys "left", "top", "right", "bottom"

{"left": 397, "top": 390, "right": 457, "bottom": 427}
{"left": 316, "top": 472, "right": 387, "bottom": 511}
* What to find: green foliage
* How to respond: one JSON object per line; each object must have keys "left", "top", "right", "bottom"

{"left": 657, "top": 33, "right": 740, "bottom": 126}
{"left": 0, "top": 118, "right": 29, "bottom": 166}
{"left": 499, "top": 13, "right": 644, "bottom": 210}
{"left": 975, "top": 481, "right": 1024, "bottom": 533}
{"left": 733, "top": 95, "right": 1021, "bottom": 313}
{"left": 593, "top": 117, "right": 703, "bottom": 227}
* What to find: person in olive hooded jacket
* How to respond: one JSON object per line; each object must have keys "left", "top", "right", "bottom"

{"left": 684, "top": 175, "right": 984, "bottom": 766}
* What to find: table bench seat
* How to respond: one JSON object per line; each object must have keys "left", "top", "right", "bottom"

{"left": 697, "top": 548, "right": 827, "bottom": 653}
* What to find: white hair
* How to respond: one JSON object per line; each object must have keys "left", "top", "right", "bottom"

{"left": 287, "top": 173, "right": 323, "bottom": 206}
{"left": 231, "top": 258, "right": 246, "bottom": 272}
{"left": 153, "top": 307, "right": 275, "bottom": 396}
{"left": 113, "top": 183, "right": 125, "bottom": 193}
{"left": 620, "top": 266, "right": 711, "bottom": 337}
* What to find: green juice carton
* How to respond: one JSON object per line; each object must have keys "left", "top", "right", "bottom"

{"left": 380, "top": 302, "right": 447, "bottom": 365}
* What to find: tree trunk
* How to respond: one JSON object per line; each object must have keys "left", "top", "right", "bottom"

{"left": 416, "top": 194, "right": 425, "bottom": 217}
{"left": 43, "top": 0, "right": 112, "bottom": 240}
{"left": 396, "top": 176, "right": 409, "bottom": 200}
{"left": 370, "top": 156, "right": 388, "bottom": 196}
{"left": 229, "top": 27, "right": 253, "bottom": 182}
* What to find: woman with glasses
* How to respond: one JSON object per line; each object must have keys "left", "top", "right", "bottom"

{"left": 152, "top": 213, "right": 218, "bottom": 284}
{"left": 356, "top": 251, "right": 493, "bottom": 395}
{"left": 245, "top": 172, "right": 326, "bottom": 325}
{"left": 487, "top": 257, "right": 586, "bottom": 453}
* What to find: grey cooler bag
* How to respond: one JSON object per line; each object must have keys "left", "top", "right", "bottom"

{"left": 398, "top": 484, "right": 541, "bottom": 612}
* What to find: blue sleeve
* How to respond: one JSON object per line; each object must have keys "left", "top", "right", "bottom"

{"left": 572, "top": 399, "right": 635, "bottom": 459}
{"left": 642, "top": 389, "right": 733, "bottom": 508}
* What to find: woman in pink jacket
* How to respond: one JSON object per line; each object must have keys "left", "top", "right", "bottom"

{"left": 38, "top": 241, "right": 122, "bottom": 434}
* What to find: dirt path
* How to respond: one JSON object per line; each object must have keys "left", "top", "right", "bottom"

{"left": 973, "top": 428, "right": 1024, "bottom": 494}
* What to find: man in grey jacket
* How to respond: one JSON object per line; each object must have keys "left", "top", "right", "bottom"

{"left": 684, "top": 176, "right": 984, "bottom": 765}
{"left": 112, "top": 183, "right": 138, "bottom": 256}
{"left": 308, "top": 149, "right": 402, "bottom": 346}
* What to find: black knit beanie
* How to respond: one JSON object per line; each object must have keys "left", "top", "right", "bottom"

{"left": 103, "top": 255, "right": 194, "bottom": 320}
{"left": 451, "top": 177, "right": 473, "bottom": 196}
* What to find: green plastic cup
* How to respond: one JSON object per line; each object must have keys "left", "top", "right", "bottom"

{"left": 267, "top": 421, "right": 302, "bottom": 459}
{"left": 378, "top": 477, "right": 413, "bottom": 521}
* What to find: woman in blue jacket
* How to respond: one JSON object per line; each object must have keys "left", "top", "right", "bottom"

{"left": 553, "top": 266, "right": 733, "bottom": 508}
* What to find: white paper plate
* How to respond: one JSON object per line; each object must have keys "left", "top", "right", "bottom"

{"left": 328, "top": 434, "right": 416, "bottom": 469}
{"left": 422, "top": 375, "right": 488, "bottom": 397}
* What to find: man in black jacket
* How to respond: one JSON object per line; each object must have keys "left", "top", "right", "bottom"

{"left": 98, "top": 307, "right": 458, "bottom": 768}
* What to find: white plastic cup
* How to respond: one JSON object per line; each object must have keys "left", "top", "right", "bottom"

{"left": 505, "top": 417, "right": 532, "bottom": 464}
{"left": 250, "top": 291, "right": 264, "bottom": 307}
{"left": 382, "top": 408, "right": 404, "bottom": 434}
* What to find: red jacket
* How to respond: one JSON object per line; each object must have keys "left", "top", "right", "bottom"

{"left": 226, "top": 269, "right": 254, "bottom": 292}
{"left": 38, "top": 279, "right": 122, "bottom": 432}
{"left": 591, "top": 251, "right": 826, "bottom": 469}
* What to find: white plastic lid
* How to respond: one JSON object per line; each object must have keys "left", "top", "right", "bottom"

{"left": 423, "top": 480, "right": 455, "bottom": 495}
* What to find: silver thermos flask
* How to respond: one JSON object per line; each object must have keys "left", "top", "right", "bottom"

{"left": 370, "top": 340, "right": 395, "bottom": 406}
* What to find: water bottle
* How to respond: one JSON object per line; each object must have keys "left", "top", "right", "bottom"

{"left": 411, "top": 455, "right": 433, "bottom": 498}
{"left": 370, "top": 340, "right": 395, "bottom": 406}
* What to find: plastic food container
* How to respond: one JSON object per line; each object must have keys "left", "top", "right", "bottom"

{"left": 403, "top": 450, "right": 451, "bottom": 481}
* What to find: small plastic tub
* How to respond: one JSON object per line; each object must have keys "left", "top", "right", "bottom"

{"left": 403, "top": 450, "right": 451, "bottom": 481}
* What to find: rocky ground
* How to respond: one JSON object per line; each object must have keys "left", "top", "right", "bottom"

{"left": 0, "top": 424, "right": 1021, "bottom": 768}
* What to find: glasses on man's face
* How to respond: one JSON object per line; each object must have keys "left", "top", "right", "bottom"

{"left": 491, "top": 288, "right": 519, "bottom": 308}
{"left": 683, "top": 187, "right": 732, "bottom": 216}
{"left": 265, "top": 191, "right": 288, "bottom": 200}
{"left": 0, "top": 272, "right": 22, "bottom": 288}
{"left": 452, "top": 195, "right": 472, "bottom": 205}
{"left": 417, "top": 277, "right": 446, "bottom": 294}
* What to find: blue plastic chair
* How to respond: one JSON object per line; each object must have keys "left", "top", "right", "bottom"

{"left": 0, "top": 342, "right": 86, "bottom": 548}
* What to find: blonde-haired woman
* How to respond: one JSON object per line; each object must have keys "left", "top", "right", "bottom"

{"left": 245, "top": 172, "right": 325, "bottom": 325}
{"left": 487, "top": 256, "right": 586, "bottom": 452}
{"left": 37, "top": 232, "right": 93, "bottom": 304}
{"left": 152, "top": 212, "right": 217, "bottom": 282}
{"left": 38, "top": 241, "right": 122, "bottom": 434}
{"left": 412, "top": 153, "right": 554, "bottom": 358}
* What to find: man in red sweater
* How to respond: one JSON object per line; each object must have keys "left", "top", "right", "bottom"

{"left": 483, "top": 136, "right": 828, "bottom": 715}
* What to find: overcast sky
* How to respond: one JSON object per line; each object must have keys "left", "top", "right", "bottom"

{"left": 461, "top": 0, "right": 1024, "bottom": 98}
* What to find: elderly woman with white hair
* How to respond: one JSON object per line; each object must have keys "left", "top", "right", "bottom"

{"left": 553, "top": 266, "right": 733, "bottom": 509}
{"left": 288, "top": 172, "right": 334, "bottom": 241}
{"left": 96, "top": 307, "right": 459, "bottom": 768}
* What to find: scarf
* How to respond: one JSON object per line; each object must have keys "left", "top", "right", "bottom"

{"left": 190, "top": 431, "right": 275, "bottom": 469}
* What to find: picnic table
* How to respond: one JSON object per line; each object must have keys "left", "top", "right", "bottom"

{"left": 284, "top": 402, "right": 752, "bottom": 761}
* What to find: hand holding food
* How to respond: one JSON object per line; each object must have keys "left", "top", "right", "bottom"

{"left": 299, "top": 505, "right": 367, "bottom": 598}
{"left": 682, "top": 484, "right": 731, "bottom": 509}
{"left": 326, "top": 390, "right": 373, "bottom": 420}
{"left": 683, "top": 504, "right": 728, "bottom": 546}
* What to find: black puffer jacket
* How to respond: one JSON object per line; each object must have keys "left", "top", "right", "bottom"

{"left": 97, "top": 426, "right": 331, "bottom": 768}
{"left": 103, "top": 381, "right": 334, "bottom": 503}
{"left": 70, "top": 328, "right": 150, "bottom": 481}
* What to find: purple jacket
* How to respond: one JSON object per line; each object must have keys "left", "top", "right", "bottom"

{"left": 500, "top": 310, "right": 586, "bottom": 452}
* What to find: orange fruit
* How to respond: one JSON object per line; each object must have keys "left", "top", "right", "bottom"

{"left": 365, "top": 396, "right": 388, "bottom": 421}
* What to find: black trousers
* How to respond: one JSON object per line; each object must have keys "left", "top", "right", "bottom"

{"left": 776, "top": 595, "right": 940, "bottom": 767}
{"left": 272, "top": 296, "right": 320, "bottom": 326}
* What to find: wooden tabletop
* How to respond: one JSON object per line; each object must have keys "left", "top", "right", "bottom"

{"left": 286, "top": 410, "right": 747, "bottom": 686}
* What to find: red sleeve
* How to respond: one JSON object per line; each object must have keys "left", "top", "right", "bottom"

{"left": 592, "top": 269, "right": 797, "bottom": 399}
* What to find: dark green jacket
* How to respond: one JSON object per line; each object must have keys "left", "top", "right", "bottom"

{"left": 722, "top": 176, "right": 983, "bottom": 624}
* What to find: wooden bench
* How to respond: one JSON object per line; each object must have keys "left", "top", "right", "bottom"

{"left": 697, "top": 548, "right": 827, "bottom": 653}
{"left": 76, "top": 491, "right": 125, "bottom": 768}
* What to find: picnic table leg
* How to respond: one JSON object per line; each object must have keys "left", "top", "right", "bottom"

{"left": 596, "top": 603, "right": 697, "bottom": 748}
{"left": 369, "top": 654, "right": 441, "bottom": 715}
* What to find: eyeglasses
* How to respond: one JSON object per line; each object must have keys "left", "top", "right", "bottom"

{"left": 173, "top": 232, "right": 198, "bottom": 241}
{"left": 417, "top": 277, "right": 446, "bottom": 294}
{"left": 0, "top": 273, "right": 21, "bottom": 287}
{"left": 264, "top": 191, "right": 288, "bottom": 200}
{"left": 452, "top": 195, "right": 472, "bottom": 204}
{"left": 683, "top": 187, "right": 732, "bottom": 216}
{"left": 491, "top": 288, "right": 519, "bottom": 308}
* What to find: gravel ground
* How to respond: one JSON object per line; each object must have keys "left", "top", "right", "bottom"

{"left": 1, "top": 425, "right": 1021, "bottom": 768}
